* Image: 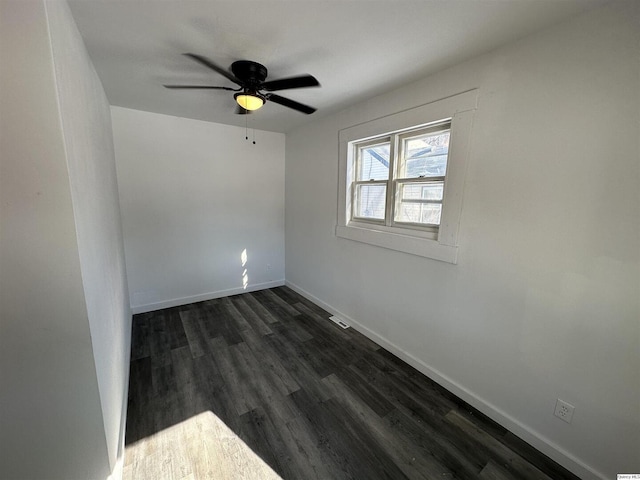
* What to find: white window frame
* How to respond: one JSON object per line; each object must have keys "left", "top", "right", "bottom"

{"left": 336, "top": 90, "right": 477, "bottom": 264}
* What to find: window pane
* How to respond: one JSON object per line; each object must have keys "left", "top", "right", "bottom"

{"left": 396, "top": 202, "right": 442, "bottom": 225}
{"left": 401, "top": 182, "right": 443, "bottom": 201}
{"left": 355, "top": 184, "right": 386, "bottom": 220}
{"left": 357, "top": 143, "right": 390, "bottom": 181}
{"left": 401, "top": 131, "right": 449, "bottom": 178}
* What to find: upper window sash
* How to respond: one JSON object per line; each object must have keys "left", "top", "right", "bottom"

{"left": 396, "top": 124, "right": 450, "bottom": 180}
{"left": 355, "top": 137, "right": 391, "bottom": 182}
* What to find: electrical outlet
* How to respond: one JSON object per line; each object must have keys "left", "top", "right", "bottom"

{"left": 554, "top": 399, "right": 575, "bottom": 423}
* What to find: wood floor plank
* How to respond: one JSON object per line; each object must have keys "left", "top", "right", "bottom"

{"left": 291, "top": 301, "right": 352, "bottom": 341}
{"left": 285, "top": 332, "right": 341, "bottom": 379}
{"left": 125, "top": 286, "right": 582, "bottom": 480}
{"left": 238, "top": 326, "right": 300, "bottom": 396}
{"left": 236, "top": 408, "right": 283, "bottom": 475}
{"left": 165, "top": 309, "right": 189, "bottom": 350}
{"left": 344, "top": 325, "right": 382, "bottom": 352}
{"left": 201, "top": 301, "right": 244, "bottom": 345}
{"left": 219, "top": 297, "right": 253, "bottom": 332}
{"left": 148, "top": 313, "right": 172, "bottom": 367}
{"left": 479, "top": 460, "right": 514, "bottom": 480}
{"left": 179, "top": 309, "right": 210, "bottom": 358}
{"left": 350, "top": 349, "right": 485, "bottom": 476}
{"left": 241, "top": 405, "right": 315, "bottom": 480}
{"left": 262, "top": 330, "right": 335, "bottom": 403}
{"left": 269, "top": 286, "right": 303, "bottom": 306}
{"left": 293, "top": 312, "right": 353, "bottom": 352}
{"left": 445, "top": 409, "right": 554, "bottom": 480}
{"left": 261, "top": 307, "right": 314, "bottom": 344}
{"left": 251, "top": 290, "right": 315, "bottom": 342}
{"left": 126, "top": 356, "right": 154, "bottom": 444}
{"left": 193, "top": 413, "right": 280, "bottom": 480}
{"left": 500, "top": 432, "right": 580, "bottom": 480}
{"left": 322, "top": 373, "right": 454, "bottom": 480}
{"left": 128, "top": 356, "right": 153, "bottom": 405}
{"left": 272, "top": 286, "right": 331, "bottom": 319}
{"left": 334, "top": 365, "right": 395, "bottom": 417}
{"left": 170, "top": 345, "right": 198, "bottom": 388}
{"left": 190, "top": 355, "right": 241, "bottom": 434}
{"left": 243, "top": 292, "right": 281, "bottom": 324}
{"left": 130, "top": 312, "right": 151, "bottom": 360}
{"left": 260, "top": 288, "right": 301, "bottom": 317}
{"left": 208, "top": 336, "right": 260, "bottom": 416}
{"left": 230, "top": 341, "right": 298, "bottom": 423}
{"left": 151, "top": 362, "right": 175, "bottom": 398}
{"left": 282, "top": 414, "right": 337, "bottom": 479}
{"left": 230, "top": 295, "right": 273, "bottom": 336}
{"left": 384, "top": 407, "right": 482, "bottom": 479}
{"left": 289, "top": 388, "right": 396, "bottom": 480}
{"left": 322, "top": 397, "right": 412, "bottom": 480}
{"left": 348, "top": 355, "right": 493, "bottom": 472}
{"left": 354, "top": 350, "right": 460, "bottom": 416}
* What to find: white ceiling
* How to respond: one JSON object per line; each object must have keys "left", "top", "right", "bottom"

{"left": 68, "top": 0, "right": 607, "bottom": 133}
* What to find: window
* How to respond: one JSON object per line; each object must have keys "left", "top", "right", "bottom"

{"left": 352, "top": 122, "right": 450, "bottom": 232}
{"left": 337, "top": 90, "right": 477, "bottom": 263}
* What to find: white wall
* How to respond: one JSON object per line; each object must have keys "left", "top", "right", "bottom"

{"left": 46, "top": 1, "right": 132, "bottom": 476}
{"left": 111, "top": 107, "right": 285, "bottom": 313}
{"left": 0, "top": 1, "right": 130, "bottom": 478}
{"left": 285, "top": 2, "right": 639, "bottom": 479}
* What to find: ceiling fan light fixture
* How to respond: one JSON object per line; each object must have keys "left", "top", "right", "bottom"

{"left": 234, "top": 92, "right": 265, "bottom": 111}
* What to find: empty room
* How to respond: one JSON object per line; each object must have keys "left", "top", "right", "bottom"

{"left": 1, "top": 1, "right": 638, "bottom": 479}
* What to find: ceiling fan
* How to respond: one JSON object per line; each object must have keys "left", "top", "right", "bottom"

{"left": 164, "top": 54, "right": 320, "bottom": 114}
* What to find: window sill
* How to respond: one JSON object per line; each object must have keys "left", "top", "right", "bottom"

{"left": 335, "top": 224, "right": 458, "bottom": 264}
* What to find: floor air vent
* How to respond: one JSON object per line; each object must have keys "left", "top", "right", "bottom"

{"left": 330, "top": 316, "right": 350, "bottom": 329}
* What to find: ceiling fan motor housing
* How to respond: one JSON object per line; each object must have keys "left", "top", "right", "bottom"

{"left": 231, "top": 60, "right": 268, "bottom": 87}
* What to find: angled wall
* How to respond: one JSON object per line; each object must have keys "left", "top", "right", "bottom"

{"left": 0, "top": 1, "right": 130, "bottom": 478}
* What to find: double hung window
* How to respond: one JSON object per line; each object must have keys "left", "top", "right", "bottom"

{"left": 352, "top": 122, "right": 450, "bottom": 232}
{"left": 337, "top": 89, "right": 477, "bottom": 263}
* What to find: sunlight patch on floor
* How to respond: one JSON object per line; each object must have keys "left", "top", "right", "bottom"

{"left": 123, "top": 411, "right": 283, "bottom": 480}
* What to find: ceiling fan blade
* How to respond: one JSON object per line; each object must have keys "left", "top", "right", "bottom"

{"left": 183, "top": 53, "right": 241, "bottom": 85}
{"left": 164, "top": 84, "right": 239, "bottom": 91}
{"left": 261, "top": 74, "right": 320, "bottom": 91}
{"left": 266, "top": 93, "right": 316, "bottom": 114}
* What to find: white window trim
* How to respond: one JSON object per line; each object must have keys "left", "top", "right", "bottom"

{"left": 336, "top": 90, "right": 478, "bottom": 264}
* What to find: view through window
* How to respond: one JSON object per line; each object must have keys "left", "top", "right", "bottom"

{"left": 352, "top": 122, "right": 451, "bottom": 232}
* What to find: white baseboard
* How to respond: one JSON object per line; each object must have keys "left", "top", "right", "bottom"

{"left": 107, "top": 454, "right": 124, "bottom": 480}
{"left": 285, "top": 280, "right": 605, "bottom": 480}
{"left": 131, "top": 280, "right": 285, "bottom": 314}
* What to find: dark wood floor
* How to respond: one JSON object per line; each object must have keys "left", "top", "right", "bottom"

{"left": 124, "top": 286, "right": 581, "bottom": 480}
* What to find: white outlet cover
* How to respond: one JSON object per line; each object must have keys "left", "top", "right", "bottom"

{"left": 554, "top": 399, "right": 575, "bottom": 424}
